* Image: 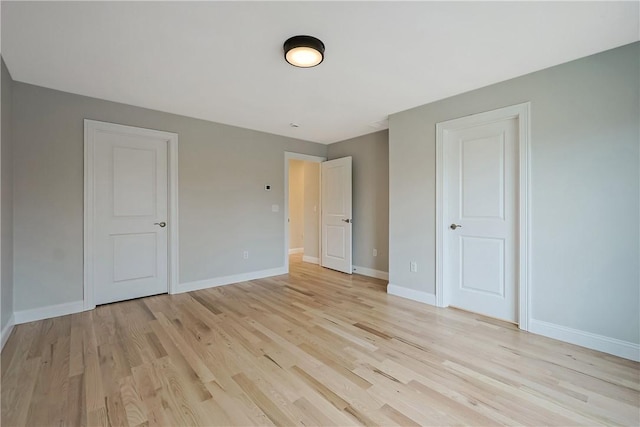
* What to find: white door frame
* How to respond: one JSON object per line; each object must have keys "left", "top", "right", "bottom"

{"left": 435, "top": 102, "right": 531, "bottom": 330}
{"left": 84, "top": 120, "right": 179, "bottom": 310}
{"left": 284, "top": 152, "right": 326, "bottom": 273}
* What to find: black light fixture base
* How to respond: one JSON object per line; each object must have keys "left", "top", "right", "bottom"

{"left": 283, "top": 35, "right": 325, "bottom": 68}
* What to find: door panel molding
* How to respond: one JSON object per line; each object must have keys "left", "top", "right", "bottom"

{"left": 435, "top": 103, "right": 531, "bottom": 330}
{"left": 84, "top": 120, "right": 179, "bottom": 310}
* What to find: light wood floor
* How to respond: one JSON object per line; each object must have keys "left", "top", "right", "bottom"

{"left": 2, "top": 255, "right": 639, "bottom": 426}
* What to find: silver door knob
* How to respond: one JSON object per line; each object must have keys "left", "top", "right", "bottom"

{"left": 154, "top": 222, "right": 167, "bottom": 228}
{"left": 341, "top": 219, "right": 352, "bottom": 223}
{"left": 450, "top": 223, "right": 462, "bottom": 230}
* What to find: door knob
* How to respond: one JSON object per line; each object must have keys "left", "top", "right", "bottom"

{"left": 154, "top": 222, "right": 167, "bottom": 228}
{"left": 449, "top": 223, "right": 462, "bottom": 230}
{"left": 341, "top": 219, "right": 352, "bottom": 223}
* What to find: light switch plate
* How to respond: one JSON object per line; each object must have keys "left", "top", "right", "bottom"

{"left": 272, "top": 204, "right": 279, "bottom": 212}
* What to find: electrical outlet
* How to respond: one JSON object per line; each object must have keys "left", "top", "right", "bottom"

{"left": 243, "top": 251, "right": 249, "bottom": 259}
{"left": 373, "top": 248, "right": 378, "bottom": 257}
{"left": 410, "top": 261, "right": 417, "bottom": 272}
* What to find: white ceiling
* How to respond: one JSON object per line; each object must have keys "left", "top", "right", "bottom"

{"left": 2, "top": 1, "right": 638, "bottom": 144}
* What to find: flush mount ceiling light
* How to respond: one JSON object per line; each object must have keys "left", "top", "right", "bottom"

{"left": 283, "top": 35, "right": 325, "bottom": 68}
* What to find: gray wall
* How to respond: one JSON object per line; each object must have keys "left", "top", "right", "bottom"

{"left": 303, "top": 161, "right": 320, "bottom": 259}
{"left": 12, "top": 82, "right": 327, "bottom": 311}
{"left": 1, "top": 58, "right": 13, "bottom": 329}
{"left": 328, "top": 130, "right": 389, "bottom": 273}
{"left": 389, "top": 42, "right": 639, "bottom": 343}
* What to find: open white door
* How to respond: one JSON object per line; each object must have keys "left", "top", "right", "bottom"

{"left": 321, "top": 157, "right": 352, "bottom": 274}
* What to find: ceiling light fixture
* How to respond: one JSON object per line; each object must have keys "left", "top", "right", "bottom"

{"left": 283, "top": 35, "right": 325, "bottom": 68}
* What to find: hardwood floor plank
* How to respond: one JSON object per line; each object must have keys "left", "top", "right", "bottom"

{"left": 189, "top": 292, "right": 223, "bottom": 316}
{"left": 150, "top": 357, "right": 205, "bottom": 426}
{"left": 1, "top": 356, "right": 42, "bottom": 426}
{"left": 82, "top": 312, "right": 106, "bottom": 414}
{"left": 293, "top": 396, "right": 338, "bottom": 426}
{"left": 380, "top": 403, "right": 421, "bottom": 427}
{"left": 87, "top": 407, "right": 109, "bottom": 427}
{"left": 205, "top": 380, "right": 274, "bottom": 427}
{"left": 196, "top": 395, "right": 235, "bottom": 426}
{"left": 112, "top": 304, "right": 146, "bottom": 370}
{"left": 2, "top": 255, "right": 638, "bottom": 426}
{"left": 298, "top": 342, "right": 372, "bottom": 389}
{"left": 154, "top": 312, "right": 217, "bottom": 384}
{"left": 148, "top": 321, "right": 213, "bottom": 403}
{"left": 67, "top": 373, "right": 87, "bottom": 427}
{"left": 232, "top": 373, "right": 297, "bottom": 426}
{"left": 0, "top": 322, "right": 32, "bottom": 377}
{"left": 290, "top": 365, "right": 350, "bottom": 412}
{"left": 120, "top": 375, "right": 148, "bottom": 427}
{"left": 69, "top": 314, "right": 86, "bottom": 377}
{"left": 105, "top": 390, "right": 130, "bottom": 427}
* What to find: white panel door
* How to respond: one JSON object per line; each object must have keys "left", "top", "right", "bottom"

{"left": 93, "top": 127, "right": 169, "bottom": 305}
{"left": 321, "top": 157, "right": 352, "bottom": 274}
{"left": 445, "top": 118, "right": 518, "bottom": 322}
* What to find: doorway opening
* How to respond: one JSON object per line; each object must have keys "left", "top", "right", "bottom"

{"left": 288, "top": 159, "right": 320, "bottom": 263}
{"left": 284, "top": 152, "right": 325, "bottom": 273}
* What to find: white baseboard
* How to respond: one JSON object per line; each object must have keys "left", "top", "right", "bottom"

{"left": 529, "top": 318, "right": 640, "bottom": 362}
{"left": 387, "top": 283, "right": 436, "bottom": 306}
{"left": 302, "top": 255, "right": 319, "bottom": 264}
{"left": 8, "top": 267, "right": 289, "bottom": 326}
{"left": 353, "top": 265, "right": 389, "bottom": 281}
{"left": 14, "top": 300, "right": 85, "bottom": 325}
{"left": 176, "top": 267, "right": 288, "bottom": 293}
{"left": 288, "top": 248, "right": 304, "bottom": 254}
{"left": 1, "top": 313, "right": 15, "bottom": 350}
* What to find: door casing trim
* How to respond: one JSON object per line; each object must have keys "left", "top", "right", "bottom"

{"left": 83, "top": 119, "right": 179, "bottom": 310}
{"left": 435, "top": 102, "right": 531, "bottom": 330}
